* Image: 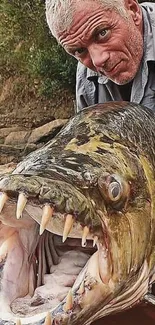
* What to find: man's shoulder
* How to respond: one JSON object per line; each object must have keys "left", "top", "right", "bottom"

{"left": 141, "top": 2, "right": 155, "bottom": 53}
{"left": 77, "top": 62, "right": 88, "bottom": 79}
{"left": 141, "top": 2, "right": 155, "bottom": 21}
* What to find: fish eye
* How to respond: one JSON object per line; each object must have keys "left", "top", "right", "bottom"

{"left": 98, "top": 174, "right": 130, "bottom": 208}
{"left": 108, "top": 181, "right": 123, "bottom": 201}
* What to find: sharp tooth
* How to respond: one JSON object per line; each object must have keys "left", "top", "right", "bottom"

{"left": 44, "top": 312, "right": 53, "bottom": 325}
{"left": 77, "top": 281, "right": 85, "bottom": 294}
{"left": 63, "top": 289, "right": 73, "bottom": 312}
{"left": 40, "top": 205, "right": 54, "bottom": 235}
{"left": 0, "top": 240, "right": 8, "bottom": 262}
{"left": 0, "top": 193, "right": 8, "bottom": 213}
{"left": 62, "top": 214, "right": 74, "bottom": 243}
{"left": 16, "top": 319, "right": 22, "bottom": 325}
{"left": 82, "top": 226, "right": 89, "bottom": 247}
{"left": 0, "top": 236, "right": 15, "bottom": 262}
{"left": 93, "top": 235, "right": 98, "bottom": 247}
{"left": 16, "top": 193, "right": 27, "bottom": 219}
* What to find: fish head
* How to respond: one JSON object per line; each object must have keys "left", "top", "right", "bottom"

{"left": 0, "top": 102, "right": 155, "bottom": 324}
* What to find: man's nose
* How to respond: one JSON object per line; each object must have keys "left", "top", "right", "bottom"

{"left": 88, "top": 44, "right": 109, "bottom": 69}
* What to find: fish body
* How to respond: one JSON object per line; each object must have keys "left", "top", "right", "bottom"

{"left": 0, "top": 102, "right": 155, "bottom": 324}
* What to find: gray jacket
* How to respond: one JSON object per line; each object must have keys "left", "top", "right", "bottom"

{"left": 76, "top": 2, "right": 155, "bottom": 112}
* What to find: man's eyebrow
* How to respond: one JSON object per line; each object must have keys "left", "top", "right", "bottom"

{"left": 64, "top": 41, "right": 87, "bottom": 51}
{"left": 64, "top": 45, "right": 82, "bottom": 53}
{"left": 64, "top": 45, "right": 77, "bottom": 51}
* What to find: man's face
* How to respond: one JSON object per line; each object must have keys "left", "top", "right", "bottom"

{"left": 58, "top": 0, "right": 143, "bottom": 85}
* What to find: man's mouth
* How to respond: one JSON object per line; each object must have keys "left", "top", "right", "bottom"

{"left": 99, "top": 61, "right": 122, "bottom": 76}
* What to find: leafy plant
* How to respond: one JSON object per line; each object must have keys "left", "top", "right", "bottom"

{"left": 0, "top": 0, "right": 76, "bottom": 97}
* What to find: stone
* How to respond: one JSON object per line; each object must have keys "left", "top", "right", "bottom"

{"left": 28, "top": 119, "right": 68, "bottom": 144}
{"left": 4, "top": 130, "right": 31, "bottom": 145}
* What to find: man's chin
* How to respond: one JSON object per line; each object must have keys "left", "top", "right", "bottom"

{"left": 108, "top": 74, "right": 134, "bottom": 85}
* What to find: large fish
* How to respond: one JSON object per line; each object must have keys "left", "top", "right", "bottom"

{"left": 0, "top": 101, "right": 155, "bottom": 325}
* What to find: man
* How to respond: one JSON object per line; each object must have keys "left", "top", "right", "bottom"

{"left": 46, "top": 0, "right": 155, "bottom": 112}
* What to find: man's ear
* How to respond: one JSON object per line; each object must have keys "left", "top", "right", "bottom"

{"left": 125, "top": 0, "right": 142, "bottom": 26}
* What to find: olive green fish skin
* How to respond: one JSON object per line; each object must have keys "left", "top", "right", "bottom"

{"left": 0, "top": 101, "right": 155, "bottom": 325}
{"left": 12, "top": 101, "right": 155, "bottom": 181}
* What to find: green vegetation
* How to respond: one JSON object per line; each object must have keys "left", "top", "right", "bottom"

{"left": 0, "top": 0, "right": 154, "bottom": 100}
{"left": 0, "top": 0, "right": 77, "bottom": 98}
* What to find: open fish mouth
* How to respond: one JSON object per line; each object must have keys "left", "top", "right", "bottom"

{"left": 0, "top": 174, "right": 112, "bottom": 324}
{"left": 0, "top": 101, "right": 154, "bottom": 324}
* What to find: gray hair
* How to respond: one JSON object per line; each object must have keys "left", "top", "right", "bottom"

{"left": 46, "top": 0, "right": 132, "bottom": 39}
{"left": 46, "top": 0, "right": 73, "bottom": 38}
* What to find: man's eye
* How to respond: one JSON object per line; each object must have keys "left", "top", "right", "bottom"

{"left": 74, "top": 47, "right": 87, "bottom": 57}
{"left": 97, "top": 29, "right": 109, "bottom": 40}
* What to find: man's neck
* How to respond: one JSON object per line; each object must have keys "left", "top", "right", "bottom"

{"left": 118, "top": 81, "right": 133, "bottom": 101}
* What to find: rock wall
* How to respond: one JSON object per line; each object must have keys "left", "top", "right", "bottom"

{"left": 0, "top": 119, "right": 68, "bottom": 165}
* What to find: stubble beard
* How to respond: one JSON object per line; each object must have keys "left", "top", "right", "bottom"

{"left": 106, "top": 23, "right": 143, "bottom": 85}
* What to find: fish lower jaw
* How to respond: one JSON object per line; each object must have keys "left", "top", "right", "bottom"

{"left": 0, "top": 194, "right": 112, "bottom": 325}
{"left": 96, "top": 260, "right": 150, "bottom": 319}
{"left": 0, "top": 249, "right": 111, "bottom": 325}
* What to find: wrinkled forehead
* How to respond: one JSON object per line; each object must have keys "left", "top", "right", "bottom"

{"left": 46, "top": 0, "right": 127, "bottom": 39}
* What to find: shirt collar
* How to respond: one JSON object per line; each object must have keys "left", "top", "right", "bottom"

{"left": 86, "top": 67, "right": 108, "bottom": 84}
